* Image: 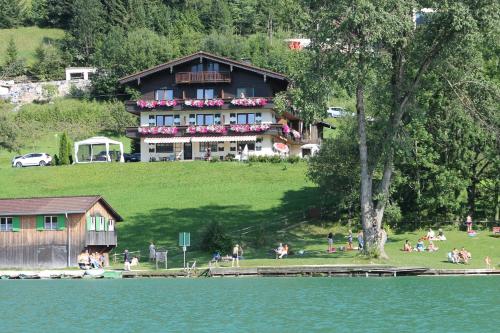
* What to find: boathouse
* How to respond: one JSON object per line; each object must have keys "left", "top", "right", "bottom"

{"left": 0, "top": 195, "right": 122, "bottom": 268}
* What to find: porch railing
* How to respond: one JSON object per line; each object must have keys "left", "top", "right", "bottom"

{"left": 85, "top": 231, "right": 117, "bottom": 246}
{"left": 175, "top": 71, "right": 231, "bottom": 84}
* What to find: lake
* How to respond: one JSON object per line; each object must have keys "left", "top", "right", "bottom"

{"left": 1, "top": 277, "right": 498, "bottom": 332}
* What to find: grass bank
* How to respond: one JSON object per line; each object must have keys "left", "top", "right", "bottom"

{"left": 0, "top": 26, "right": 64, "bottom": 65}
{"left": 0, "top": 161, "right": 497, "bottom": 269}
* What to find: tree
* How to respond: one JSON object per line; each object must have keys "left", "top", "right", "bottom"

{"left": 1, "top": 37, "right": 25, "bottom": 78}
{"left": 0, "top": 107, "right": 21, "bottom": 152}
{"left": 59, "top": 132, "right": 71, "bottom": 165}
{"left": 31, "top": 43, "right": 65, "bottom": 80}
{"left": 304, "top": 0, "right": 497, "bottom": 257}
{"left": 67, "top": 0, "right": 106, "bottom": 63}
{"left": 0, "top": 0, "right": 22, "bottom": 28}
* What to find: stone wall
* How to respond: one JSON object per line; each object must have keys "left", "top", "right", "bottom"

{"left": 0, "top": 79, "right": 91, "bottom": 104}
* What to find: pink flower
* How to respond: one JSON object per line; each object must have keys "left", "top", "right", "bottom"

{"left": 282, "top": 124, "right": 290, "bottom": 134}
{"left": 137, "top": 100, "right": 176, "bottom": 109}
{"left": 230, "top": 98, "right": 267, "bottom": 107}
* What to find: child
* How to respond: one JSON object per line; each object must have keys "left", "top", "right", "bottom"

{"left": 347, "top": 230, "right": 353, "bottom": 250}
{"left": 485, "top": 256, "right": 492, "bottom": 269}
{"left": 403, "top": 240, "right": 412, "bottom": 252}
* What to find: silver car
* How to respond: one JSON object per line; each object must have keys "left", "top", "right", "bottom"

{"left": 12, "top": 153, "right": 52, "bottom": 167}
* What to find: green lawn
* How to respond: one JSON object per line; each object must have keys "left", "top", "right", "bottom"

{"left": 0, "top": 26, "right": 64, "bottom": 65}
{"left": 0, "top": 161, "right": 498, "bottom": 270}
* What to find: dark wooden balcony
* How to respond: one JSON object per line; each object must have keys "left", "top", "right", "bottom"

{"left": 175, "top": 71, "right": 231, "bottom": 84}
{"left": 86, "top": 231, "right": 117, "bottom": 246}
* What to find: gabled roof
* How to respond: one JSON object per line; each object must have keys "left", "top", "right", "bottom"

{"left": 0, "top": 195, "right": 123, "bottom": 221}
{"left": 119, "top": 51, "right": 289, "bottom": 84}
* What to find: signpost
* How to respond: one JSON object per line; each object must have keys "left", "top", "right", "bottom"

{"left": 179, "top": 232, "right": 190, "bottom": 268}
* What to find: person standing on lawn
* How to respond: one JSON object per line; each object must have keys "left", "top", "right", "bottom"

{"left": 149, "top": 242, "right": 156, "bottom": 262}
{"left": 124, "top": 249, "right": 131, "bottom": 271}
{"left": 466, "top": 215, "right": 473, "bottom": 233}
{"left": 327, "top": 232, "right": 334, "bottom": 253}
{"left": 232, "top": 244, "right": 240, "bottom": 268}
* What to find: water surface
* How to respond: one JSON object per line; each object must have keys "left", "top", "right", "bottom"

{"left": 0, "top": 277, "right": 498, "bottom": 332}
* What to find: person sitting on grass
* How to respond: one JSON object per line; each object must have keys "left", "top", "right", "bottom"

{"left": 425, "top": 228, "right": 435, "bottom": 240}
{"left": 357, "top": 231, "right": 364, "bottom": 251}
{"left": 427, "top": 241, "right": 439, "bottom": 252}
{"left": 436, "top": 228, "right": 446, "bottom": 241}
{"left": 452, "top": 248, "right": 460, "bottom": 263}
{"left": 279, "top": 244, "right": 289, "bottom": 259}
{"left": 403, "top": 240, "right": 412, "bottom": 252}
{"left": 415, "top": 239, "right": 425, "bottom": 252}
{"left": 448, "top": 251, "right": 458, "bottom": 264}
{"left": 459, "top": 247, "right": 471, "bottom": 264}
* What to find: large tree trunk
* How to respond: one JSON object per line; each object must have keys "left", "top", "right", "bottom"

{"left": 356, "top": 83, "right": 388, "bottom": 259}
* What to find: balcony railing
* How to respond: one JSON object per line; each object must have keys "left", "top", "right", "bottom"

{"left": 175, "top": 71, "right": 231, "bottom": 84}
{"left": 86, "top": 231, "right": 117, "bottom": 246}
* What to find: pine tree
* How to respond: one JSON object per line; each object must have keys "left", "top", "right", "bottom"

{"left": 59, "top": 133, "right": 71, "bottom": 165}
{"left": 2, "top": 37, "right": 25, "bottom": 77}
{"left": 0, "top": 0, "right": 22, "bottom": 28}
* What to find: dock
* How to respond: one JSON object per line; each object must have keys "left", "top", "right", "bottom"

{"left": 1, "top": 266, "right": 499, "bottom": 279}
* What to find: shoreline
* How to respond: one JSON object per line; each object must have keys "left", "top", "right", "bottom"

{"left": 1, "top": 265, "right": 499, "bottom": 279}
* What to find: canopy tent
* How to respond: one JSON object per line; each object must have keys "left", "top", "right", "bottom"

{"left": 74, "top": 136, "right": 124, "bottom": 163}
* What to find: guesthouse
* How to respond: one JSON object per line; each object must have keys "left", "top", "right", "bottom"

{"left": 0, "top": 196, "right": 122, "bottom": 268}
{"left": 120, "top": 51, "right": 329, "bottom": 161}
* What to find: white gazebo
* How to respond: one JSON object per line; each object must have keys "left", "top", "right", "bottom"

{"left": 74, "top": 136, "right": 124, "bottom": 163}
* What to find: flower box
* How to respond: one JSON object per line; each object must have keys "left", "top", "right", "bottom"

{"left": 138, "top": 126, "right": 179, "bottom": 135}
{"left": 186, "top": 125, "right": 227, "bottom": 134}
{"left": 136, "top": 100, "right": 177, "bottom": 109}
{"left": 229, "top": 124, "right": 271, "bottom": 133}
{"left": 230, "top": 98, "right": 267, "bottom": 107}
{"left": 184, "top": 99, "right": 224, "bottom": 108}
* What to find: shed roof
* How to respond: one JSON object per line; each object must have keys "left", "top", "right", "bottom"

{"left": 0, "top": 195, "right": 123, "bottom": 221}
{"left": 119, "top": 51, "right": 289, "bottom": 84}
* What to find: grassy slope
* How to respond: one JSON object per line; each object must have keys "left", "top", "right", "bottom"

{"left": 0, "top": 161, "right": 497, "bottom": 269}
{"left": 0, "top": 26, "right": 64, "bottom": 65}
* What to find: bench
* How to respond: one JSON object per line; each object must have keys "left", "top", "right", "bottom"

{"left": 493, "top": 227, "right": 500, "bottom": 234}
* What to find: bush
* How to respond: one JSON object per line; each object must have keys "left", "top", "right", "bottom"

{"left": 210, "top": 156, "right": 219, "bottom": 163}
{"left": 225, "top": 153, "right": 235, "bottom": 161}
{"left": 269, "top": 155, "right": 283, "bottom": 163}
{"left": 286, "top": 156, "right": 300, "bottom": 164}
{"left": 200, "top": 221, "right": 233, "bottom": 254}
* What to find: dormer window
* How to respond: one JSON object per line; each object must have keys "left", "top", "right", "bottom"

{"left": 207, "top": 62, "right": 220, "bottom": 72}
{"left": 191, "top": 63, "right": 203, "bottom": 72}
{"left": 155, "top": 89, "right": 173, "bottom": 100}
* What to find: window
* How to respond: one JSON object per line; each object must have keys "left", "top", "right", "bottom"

{"left": 214, "top": 114, "right": 221, "bottom": 125}
{"left": 199, "top": 142, "right": 218, "bottom": 153}
{"left": 236, "top": 87, "right": 255, "bottom": 98}
{"left": 197, "top": 88, "right": 214, "bottom": 99}
{"left": 191, "top": 63, "right": 203, "bottom": 72}
{"left": 238, "top": 142, "right": 255, "bottom": 151}
{"left": 149, "top": 144, "right": 155, "bottom": 153}
{"left": 0, "top": 217, "right": 13, "bottom": 232}
{"left": 207, "top": 62, "right": 220, "bottom": 72}
{"left": 173, "top": 115, "right": 180, "bottom": 126}
{"left": 218, "top": 142, "right": 224, "bottom": 152}
{"left": 196, "top": 114, "right": 216, "bottom": 125}
{"left": 108, "top": 219, "right": 114, "bottom": 231}
{"left": 237, "top": 113, "right": 256, "bottom": 124}
{"left": 156, "top": 115, "right": 174, "bottom": 126}
{"left": 98, "top": 216, "right": 105, "bottom": 231}
{"left": 189, "top": 114, "right": 196, "bottom": 125}
{"left": 230, "top": 141, "right": 237, "bottom": 152}
{"left": 256, "top": 113, "right": 262, "bottom": 124}
{"left": 44, "top": 216, "right": 58, "bottom": 230}
{"left": 256, "top": 138, "right": 263, "bottom": 151}
{"left": 155, "top": 89, "right": 173, "bottom": 100}
{"left": 156, "top": 143, "right": 174, "bottom": 153}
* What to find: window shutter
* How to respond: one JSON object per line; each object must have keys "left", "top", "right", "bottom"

{"left": 95, "top": 217, "right": 101, "bottom": 231}
{"left": 86, "top": 215, "right": 92, "bottom": 231}
{"left": 12, "top": 216, "right": 21, "bottom": 232}
{"left": 57, "top": 214, "right": 66, "bottom": 230}
{"left": 36, "top": 215, "right": 45, "bottom": 231}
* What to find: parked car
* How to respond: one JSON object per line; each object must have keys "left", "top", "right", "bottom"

{"left": 124, "top": 153, "right": 141, "bottom": 162}
{"left": 326, "top": 106, "right": 347, "bottom": 118}
{"left": 12, "top": 153, "right": 52, "bottom": 167}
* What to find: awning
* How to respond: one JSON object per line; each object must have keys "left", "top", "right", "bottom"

{"left": 191, "top": 136, "right": 257, "bottom": 143}
{"left": 144, "top": 137, "right": 191, "bottom": 144}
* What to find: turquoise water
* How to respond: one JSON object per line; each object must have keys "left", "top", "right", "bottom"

{"left": 1, "top": 277, "right": 499, "bottom": 332}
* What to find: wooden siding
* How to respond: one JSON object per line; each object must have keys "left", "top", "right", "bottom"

{"left": 0, "top": 201, "right": 118, "bottom": 268}
{"left": 86, "top": 231, "right": 117, "bottom": 246}
{"left": 129, "top": 59, "right": 287, "bottom": 101}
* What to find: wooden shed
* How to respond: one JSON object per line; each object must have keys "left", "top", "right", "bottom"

{"left": 0, "top": 195, "right": 122, "bottom": 268}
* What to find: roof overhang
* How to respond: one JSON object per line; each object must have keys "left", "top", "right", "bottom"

{"left": 119, "top": 51, "right": 289, "bottom": 84}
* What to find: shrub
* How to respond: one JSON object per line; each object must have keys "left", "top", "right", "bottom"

{"left": 269, "top": 155, "right": 282, "bottom": 163}
{"left": 286, "top": 156, "right": 300, "bottom": 164}
{"left": 225, "top": 153, "right": 235, "bottom": 161}
{"left": 210, "top": 156, "right": 219, "bottom": 163}
{"left": 201, "top": 221, "right": 233, "bottom": 253}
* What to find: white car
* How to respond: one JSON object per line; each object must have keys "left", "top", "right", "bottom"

{"left": 12, "top": 153, "right": 52, "bottom": 167}
{"left": 326, "top": 106, "right": 347, "bottom": 118}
